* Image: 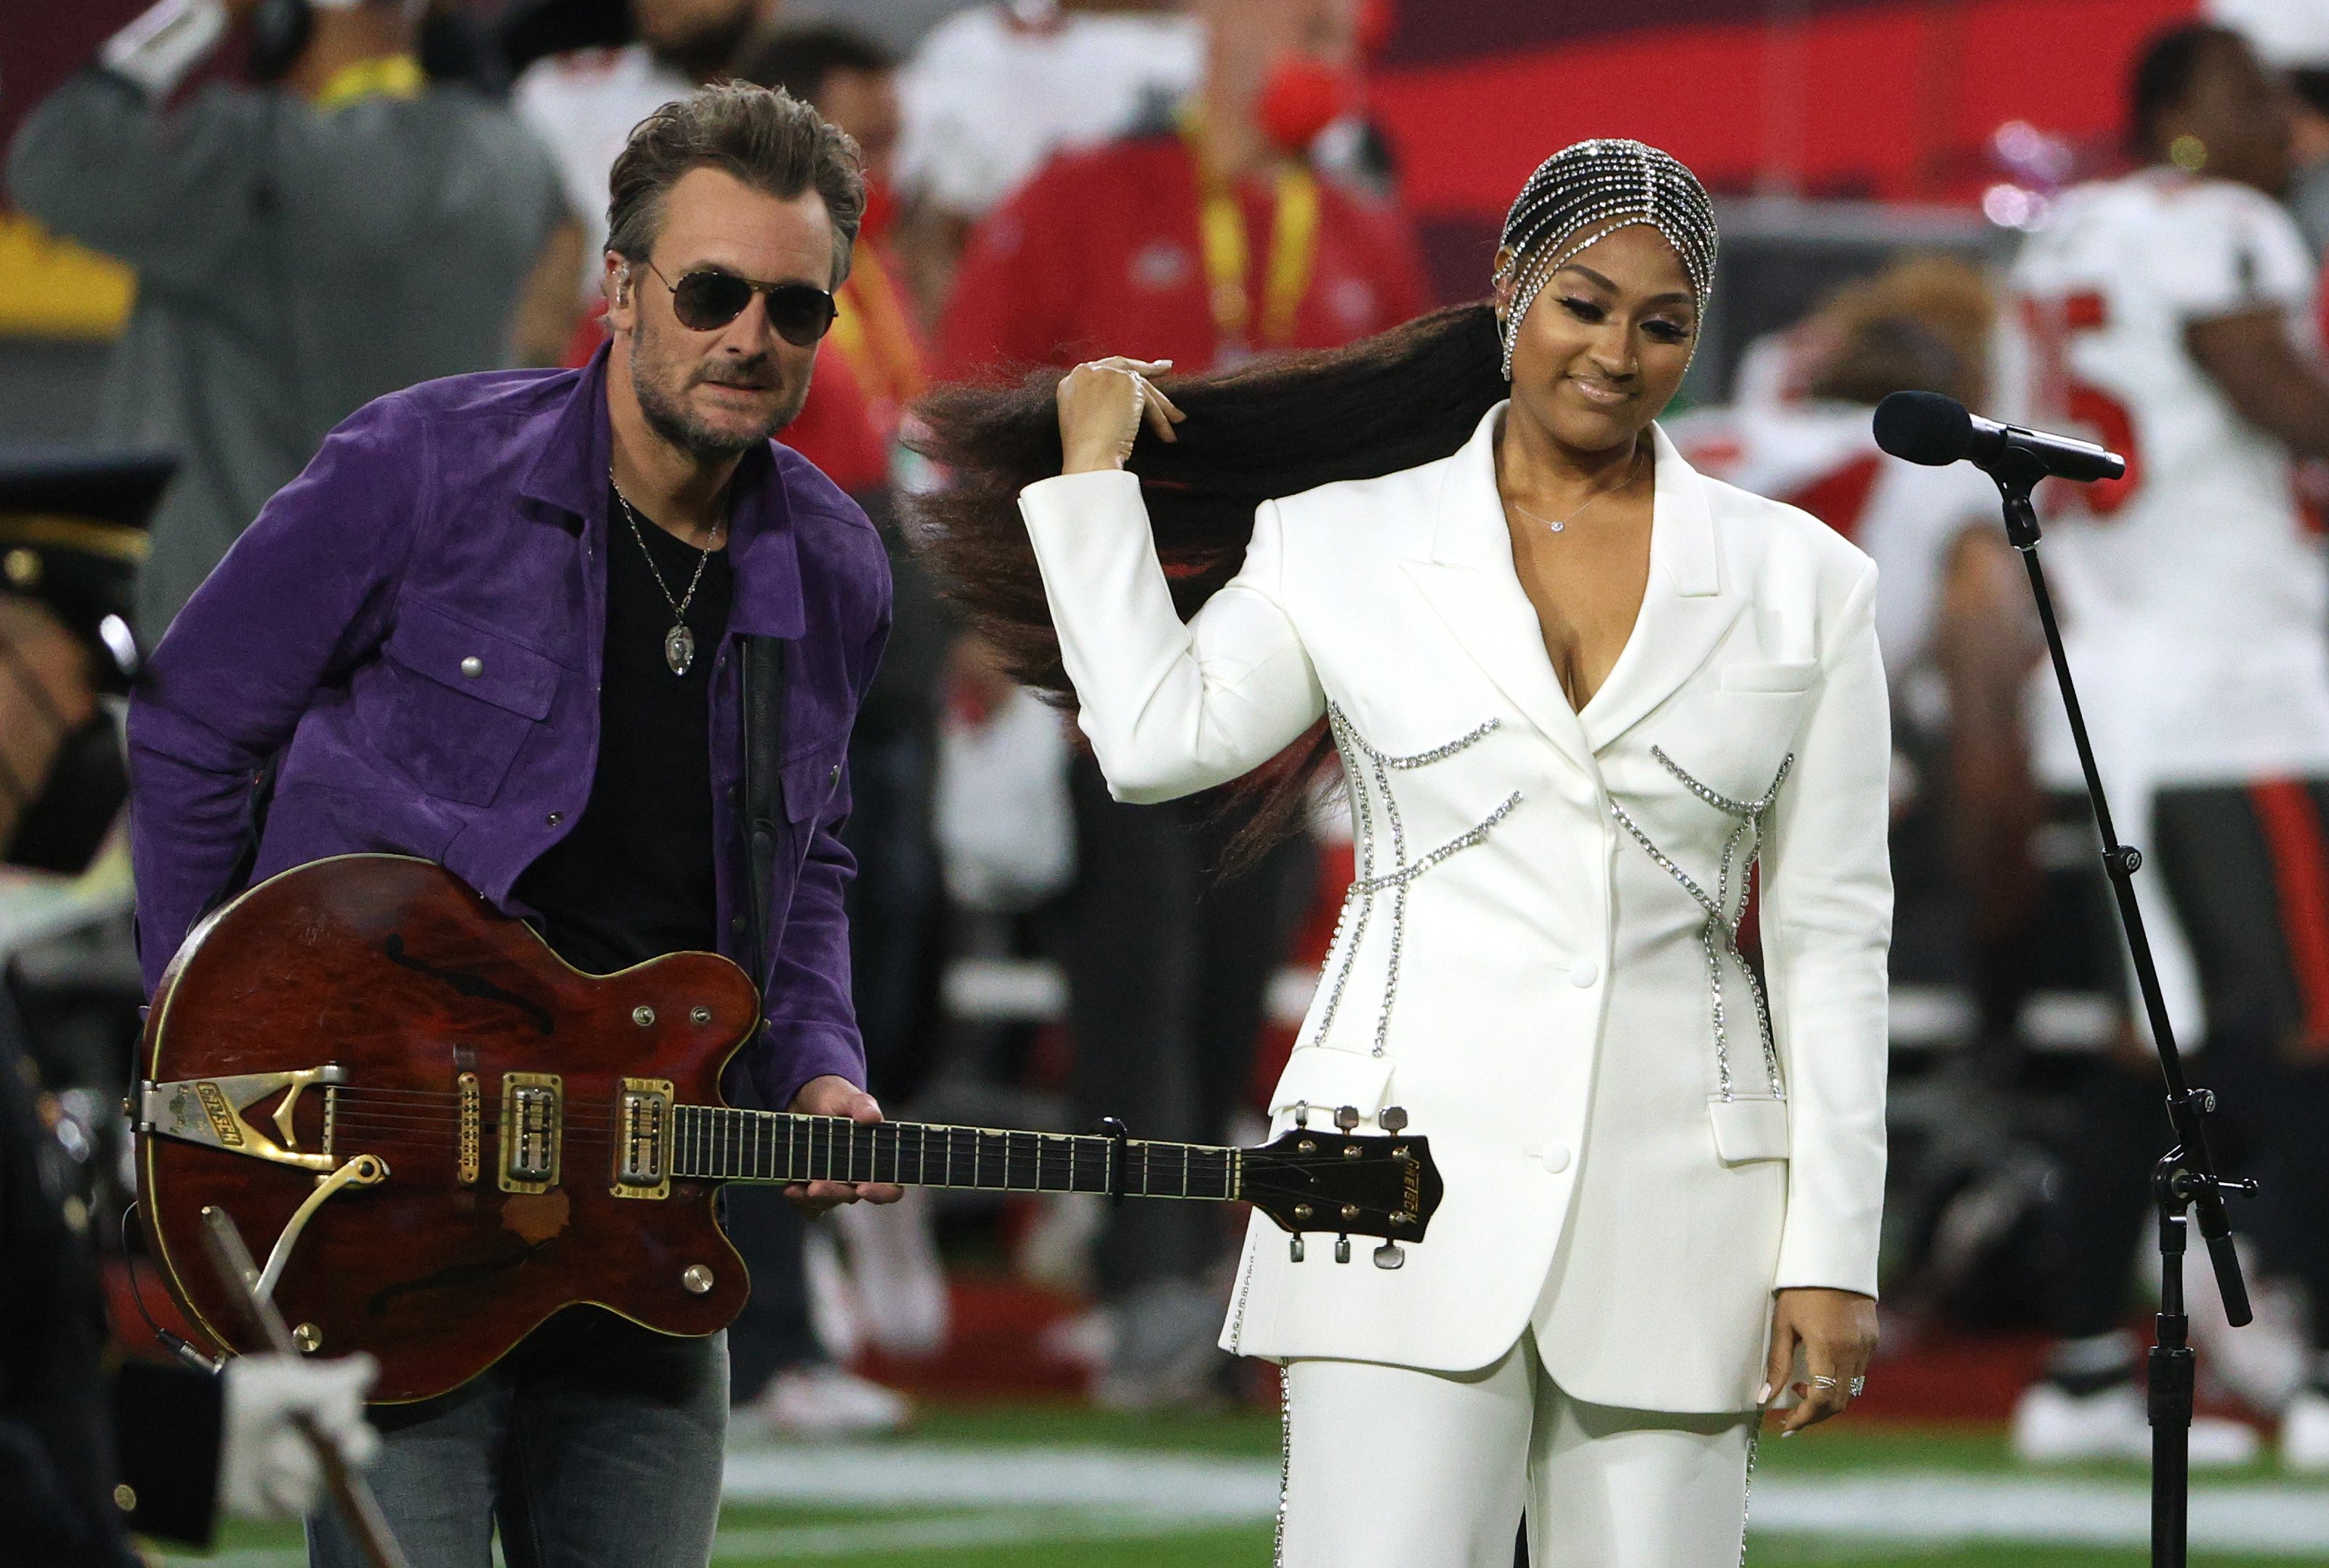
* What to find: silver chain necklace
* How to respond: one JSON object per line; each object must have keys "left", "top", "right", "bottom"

{"left": 1504, "top": 446, "right": 1646, "bottom": 534}
{"left": 610, "top": 477, "right": 724, "bottom": 676}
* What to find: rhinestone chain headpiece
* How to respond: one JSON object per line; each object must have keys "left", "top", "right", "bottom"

{"left": 1493, "top": 138, "right": 1719, "bottom": 379}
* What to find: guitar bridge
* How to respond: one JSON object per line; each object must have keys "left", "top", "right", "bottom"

{"left": 138, "top": 1067, "right": 345, "bottom": 1173}
{"left": 498, "top": 1073, "right": 562, "bottom": 1193}
{"left": 611, "top": 1078, "right": 672, "bottom": 1200}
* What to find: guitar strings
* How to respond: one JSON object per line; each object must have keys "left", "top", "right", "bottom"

{"left": 268, "top": 1090, "right": 1244, "bottom": 1191}
{"left": 322, "top": 1089, "right": 1246, "bottom": 1160}
{"left": 315, "top": 1113, "right": 1241, "bottom": 1187}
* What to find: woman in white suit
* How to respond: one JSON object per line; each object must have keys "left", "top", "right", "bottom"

{"left": 913, "top": 141, "right": 1889, "bottom": 1567}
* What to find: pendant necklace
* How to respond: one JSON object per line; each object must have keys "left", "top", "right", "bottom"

{"left": 611, "top": 477, "right": 724, "bottom": 676}
{"left": 1507, "top": 446, "right": 1646, "bottom": 534}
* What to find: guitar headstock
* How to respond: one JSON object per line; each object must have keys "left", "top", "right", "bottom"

{"left": 1241, "top": 1104, "right": 1444, "bottom": 1266}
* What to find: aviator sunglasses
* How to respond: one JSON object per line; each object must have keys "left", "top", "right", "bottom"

{"left": 637, "top": 259, "right": 838, "bottom": 346}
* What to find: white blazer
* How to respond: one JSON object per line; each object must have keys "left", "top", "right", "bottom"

{"left": 1018, "top": 405, "right": 1892, "bottom": 1414}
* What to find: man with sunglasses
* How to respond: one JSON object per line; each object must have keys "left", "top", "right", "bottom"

{"left": 126, "top": 82, "right": 896, "bottom": 1567}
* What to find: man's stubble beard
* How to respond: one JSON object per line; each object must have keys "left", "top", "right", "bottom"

{"left": 629, "top": 321, "right": 811, "bottom": 461}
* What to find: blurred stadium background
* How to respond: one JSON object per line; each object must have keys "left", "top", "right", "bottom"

{"left": 11, "top": 0, "right": 2329, "bottom": 1563}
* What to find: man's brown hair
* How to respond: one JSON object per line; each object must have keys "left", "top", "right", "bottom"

{"left": 606, "top": 82, "right": 865, "bottom": 286}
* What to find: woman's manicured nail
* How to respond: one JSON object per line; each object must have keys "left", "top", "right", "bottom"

{"left": 1780, "top": 1428, "right": 1796, "bottom": 1439}
{"left": 1757, "top": 1382, "right": 1772, "bottom": 1405}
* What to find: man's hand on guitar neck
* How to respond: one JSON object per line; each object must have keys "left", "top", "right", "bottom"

{"left": 784, "top": 1075, "right": 906, "bottom": 1215}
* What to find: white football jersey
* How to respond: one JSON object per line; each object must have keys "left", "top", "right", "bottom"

{"left": 2003, "top": 166, "right": 2329, "bottom": 791}
{"left": 892, "top": 4, "right": 1201, "bottom": 219}
{"left": 1667, "top": 400, "right": 1995, "bottom": 668}
{"left": 512, "top": 44, "right": 693, "bottom": 298}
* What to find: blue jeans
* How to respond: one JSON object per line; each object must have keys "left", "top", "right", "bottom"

{"left": 309, "top": 1309, "right": 727, "bottom": 1568}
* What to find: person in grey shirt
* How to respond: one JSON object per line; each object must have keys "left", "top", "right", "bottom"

{"left": 7, "top": 0, "right": 573, "bottom": 634}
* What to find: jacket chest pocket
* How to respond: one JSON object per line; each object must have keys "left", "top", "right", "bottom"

{"left": 1644, "top": 665, "right": 1817, "bottom": 806}
{"left": 381, "top": 599, "right": 560, "bottom": 807}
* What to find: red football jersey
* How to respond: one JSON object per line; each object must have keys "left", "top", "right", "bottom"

{"left": 940, "top": 131, "right": 1429, "bottom": 377}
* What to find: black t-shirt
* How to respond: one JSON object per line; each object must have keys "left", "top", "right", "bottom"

{"left": 514, "top": 490, "right": 735, "bottom": 974}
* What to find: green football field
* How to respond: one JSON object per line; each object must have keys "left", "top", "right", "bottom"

{"left": 170, "top": 1406, "right": 2329, "bottom": 1567}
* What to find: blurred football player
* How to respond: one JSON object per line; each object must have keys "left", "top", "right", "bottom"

{"left": 2003, "top": 20, "right": 2329, "bottom": 1469}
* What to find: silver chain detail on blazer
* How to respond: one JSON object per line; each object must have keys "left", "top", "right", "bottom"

{"left": 1272, "top": 1367, "right": 1294, "bottom": 1567}
{"left": 1607, "top": 746, "right": 1795, "bottom": 1102}
{"left": 1315, "top": 704, "right": 1523, "bottom": 1059}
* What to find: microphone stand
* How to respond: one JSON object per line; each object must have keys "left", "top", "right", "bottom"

{"left": 1988, "top": 449, "right": 2259, "bottom": 1568}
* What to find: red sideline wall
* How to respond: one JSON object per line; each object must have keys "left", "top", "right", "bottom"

{"left": 9, "top": 2, "right": 2199, "bottom": 216}
{"left": 0, "top": 7, "right": 151, "bottom": 160}
{"left": 1372, "top": 0, "right": 2197, "bottom": 227}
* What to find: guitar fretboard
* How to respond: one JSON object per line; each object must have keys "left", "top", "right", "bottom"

{"left": 667, "top": 1107, "right": 1242, "bottom": 1200}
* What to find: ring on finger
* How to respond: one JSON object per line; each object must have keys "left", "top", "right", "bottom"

{"left": 1849, "top": 1376, "right": 1867, "bottom": 1397}
{"left": 1810, "top": 1374, "right": 1841, "bottom": 1391}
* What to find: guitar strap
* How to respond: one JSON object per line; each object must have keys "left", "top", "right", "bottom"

{"left": 739, "top": 632, "right": 788, "bottom": 988}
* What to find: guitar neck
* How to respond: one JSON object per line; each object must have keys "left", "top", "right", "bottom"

{"left": 666, "top": 1106, "right": 1242, "bottom": 1202}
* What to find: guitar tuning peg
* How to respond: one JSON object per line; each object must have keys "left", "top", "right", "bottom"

{"left": 1293, "top": 1100, "right": 1311, "bottom": 1129}
{"left": 1373, "top": 1241, "right": 1405, "bottom": 1269}
{"left": 1335, "top": 1234, "right": 1352, "bottom": 1264}
{"left": 1290, "top": 1235, "right": 1305, "bottom": 1263}
{"left": 1334, "top": 1105, "right": 1361, "bottom": 1133}
{"left": 1379, "top": 1105, "right": 1408, "bottom": 1133}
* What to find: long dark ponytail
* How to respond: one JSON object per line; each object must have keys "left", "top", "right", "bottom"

{"left": 905, "top": 300, "right": 1508, "bottom": 867}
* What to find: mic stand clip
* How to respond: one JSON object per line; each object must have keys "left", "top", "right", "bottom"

{"left": 1990, "top": 453, "right": 2256, "bottom": 1568}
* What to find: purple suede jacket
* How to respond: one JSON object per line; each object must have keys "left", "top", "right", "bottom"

{"left": 126, "top": 348, "right": 891, "bottom": 1111}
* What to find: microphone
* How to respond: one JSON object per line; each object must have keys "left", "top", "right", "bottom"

{"left": 1873, "top": 390, "right": 2126, "bottom": 485}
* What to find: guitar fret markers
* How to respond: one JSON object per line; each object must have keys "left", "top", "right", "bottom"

{"left": 662, "top": 1107, "right": 1240, "bottom": 1201}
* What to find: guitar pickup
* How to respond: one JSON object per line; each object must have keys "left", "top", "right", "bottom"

{"left": 498, "top": 1073, "right": 562, "bottom": 1193}
{"left": 611, "top": 1078, "right": 672, "bottom": 1200}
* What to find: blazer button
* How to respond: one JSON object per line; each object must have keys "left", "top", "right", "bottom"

{"left": 828, "top": 763, "right": 841, "bottom": 786}
{"left": 460, "top": 655, "right": 484, "bottom": 678}
{"left": 1569, "top": 958, "right": 1599, "bottom": 988}
{"left": 1541, "top": 1142, "right": 1573, "bottom": 1174}
{"left": 546, "top": 812, "right": 562, "bottom": 826}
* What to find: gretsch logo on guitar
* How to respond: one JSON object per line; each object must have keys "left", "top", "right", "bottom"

{"left": 134, "top": 854, "right": 1446, "bottom": 1402}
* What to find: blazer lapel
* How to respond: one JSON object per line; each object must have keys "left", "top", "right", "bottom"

{"left": 1400, "top": 404, "right": 1598, "bottom": 775}
{"left": 1578, "top": 424, "right": 1744, "bottom": 754}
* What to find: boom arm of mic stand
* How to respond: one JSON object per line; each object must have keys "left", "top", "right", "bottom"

{"left": 1993, "top": 461, "right": 2252, "bottom": 1327}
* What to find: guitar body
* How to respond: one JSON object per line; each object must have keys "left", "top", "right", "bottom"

{"left": 138, "top": 855, "right": 761, "bottom": 1404}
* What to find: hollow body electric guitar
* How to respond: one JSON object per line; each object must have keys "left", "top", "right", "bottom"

{"left": 137, "top": 855, "right": 1444, "bottom": 1402}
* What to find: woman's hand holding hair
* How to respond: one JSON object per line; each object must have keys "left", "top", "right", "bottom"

{"left": 1763, "top": 1287, "right": 1878, "bottom": 1435}
{"left": 1057, "top": 357, "right": 1184, "bottom": 474}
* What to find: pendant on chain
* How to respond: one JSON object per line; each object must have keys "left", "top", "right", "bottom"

{"left": 665, "top": 624, "right": 695, "bottom": 676}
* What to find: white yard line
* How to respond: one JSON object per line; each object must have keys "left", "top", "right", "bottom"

{"left": 1750, "top": 1472, "right": 2329, "bottom": 1553}
{"left": 165, "top": 1447, "right": 2329, "bottom": 1564}
{"left": 724, "top": 1443, "right": 2329, "bottom": 1554}
{"left": 710, "top": 1508, "right": 1237, "bottom": 1559}
{"left": 720, "top": 1442, "right": 1279, "bottom": 1518}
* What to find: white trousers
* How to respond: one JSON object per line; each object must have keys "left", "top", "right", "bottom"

{"left": 1279, "top": 1333, "right": 1756, "bottom": 1568}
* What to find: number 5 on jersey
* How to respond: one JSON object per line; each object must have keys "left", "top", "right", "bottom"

{"left": 2017, "top": 291, "right": 2143, "bottom": 517}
